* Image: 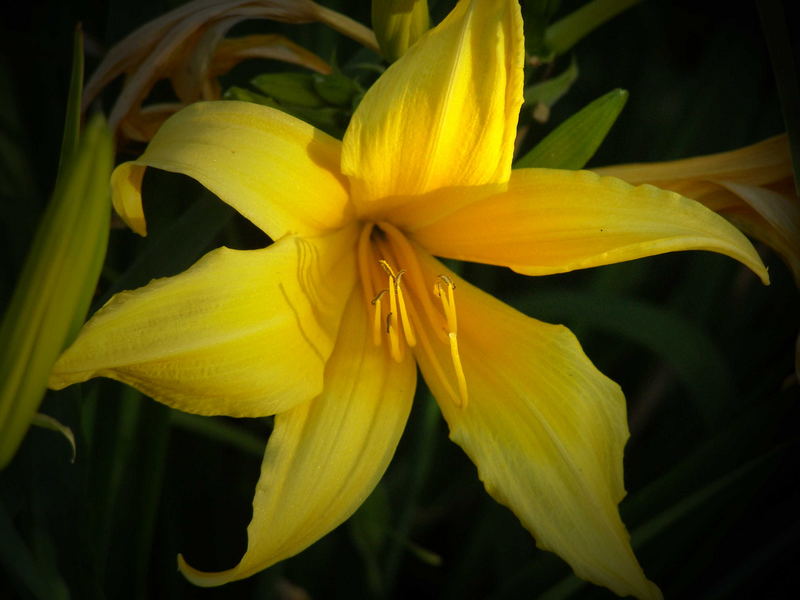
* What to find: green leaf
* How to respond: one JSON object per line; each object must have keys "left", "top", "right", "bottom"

{"left": 515, "top": 88, "right": 628, "bottom": 169}
{"left": 250, "top": 72, "right": 325, "bottom": 108}
{"left": 523, "top": 57, "right": 578, "bottom": 122}
{"left": 349, "top": 483, "right": 392, "bottom": 596}
{"left": 57, "top": 25, "right": 83, "bottom": 179}
{"left": 545, "top": 0, "right": 642, "bottom": 55}
{"left": 524, "top": 57, "right": 579, "bottom": 107}
{"left": 383, "top": 393, "right": 441, "bottom": 589}
{"left": 170, "top": 412, "right": 264, "bottom": 457}
{"left": 0, "top": 113, "right": 112, "bottom": 468}
{"left": 522, "top": 0, "right": 563, "bottom": 58}
{"left": 0, "top": 500, "right": 69, "bottom": 600}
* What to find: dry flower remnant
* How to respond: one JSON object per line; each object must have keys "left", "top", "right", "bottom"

{"left": 84, "top": 0, "right": 377, "bottom": 143}
{"left": 596, "top": 134, "right": 799, "bottom": 285}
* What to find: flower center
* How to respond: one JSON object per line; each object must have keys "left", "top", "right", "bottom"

{"left": 357, "top": 221, "right": 468, "bottom": 407}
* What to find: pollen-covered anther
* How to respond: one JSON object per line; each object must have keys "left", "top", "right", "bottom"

{"left": 375, "top": 259, "right": 416, "bottom": 362}
{"left": 434, "top": 275, "right": 468, "bottom": 408}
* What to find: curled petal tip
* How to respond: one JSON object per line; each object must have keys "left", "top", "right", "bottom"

{"left": 177, "top": 553, "right": 238, "bottom": 588}
{"left": 110, "top": 162, "right": 148, "bottom": 236}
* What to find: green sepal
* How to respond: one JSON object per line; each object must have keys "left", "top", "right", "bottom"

{"left": 312, "top": 72, "right": 359, "bottom": 107}
{"left": 515, "top": 88, "right": 628, "bottom": 169}
{"left": 224, "top": 85, "right": 348, "bottom": 138}
{"left": 250, "top": 72, "right": 325, "bottom": 108}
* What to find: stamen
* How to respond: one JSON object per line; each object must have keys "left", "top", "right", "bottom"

{"left": 377, "top": 255, "right": 416, "bottom": 354}
{"left": 371, "top": 290, "right": 387, "bottom": 346}
{"left": 402, "top": 290, "right": 460, "bottom": 401}
{"left": 435, "top": 276, "right": 458, "bottom": 335}
{"left": 394, "top": 270, "right": 416, "bottom": 347}
{"left": 384, "top": 267, "right": 402, "bottom": 361}
{"left": 378, "top": 221, "right": 447, "bottom": 343}
{"left": 448, "top": 333, "right": 468, "bottom": 408}
{"left": 433, "top": 274, "right": 468, "bottom": 407}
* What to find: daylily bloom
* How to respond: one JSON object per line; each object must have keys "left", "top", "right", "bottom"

{"left": 51, "top": 1, "right": 768, "bottom": 598}
{"left": 595, "top": 134, "right": 800, "bottom": 286}
{"left": 83, "top": 0, "right": 377, "bottom": 143}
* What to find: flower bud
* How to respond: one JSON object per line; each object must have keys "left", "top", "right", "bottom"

{"left": 372, "top": 0, "right": 429, "bottom": 62}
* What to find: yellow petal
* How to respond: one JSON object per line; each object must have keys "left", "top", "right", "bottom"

{"left": 178, "top": 289, "right": 416, "bottom": 585}
{"left": 50, "top": 227, "right": 358, "bottom": 418}
{"left": 412, "top": 168, "right": 769, "bottom": 283}
{"left": 111, "top": 100, "right": 353, "bottom": 239}
{"left": 410, "top": 250, "right": 661, "bottom": 600}
{"left": 341, "top": 0, "right": 523, "bottom": 214}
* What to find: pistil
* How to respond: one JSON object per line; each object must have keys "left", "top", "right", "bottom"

{"left": 434, "top": 276, "right": 468, "bottom": 407}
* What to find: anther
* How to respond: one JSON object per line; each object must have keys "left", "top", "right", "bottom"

{"left": 379, "top": 259, "right": 396, "bottom": 278}
{"left": 377, "top": 259, "right": 415, "bottom": 356}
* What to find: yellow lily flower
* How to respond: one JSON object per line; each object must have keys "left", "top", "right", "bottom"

{"left": 595, "top": 134, "right": 800, "bottom": 285}
{"left": 50, "top": 0, "right": 768, "bottom": 598}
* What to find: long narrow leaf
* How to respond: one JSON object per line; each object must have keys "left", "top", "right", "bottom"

{"left": 515, "top": 88, "right": 627, "bottom": 169}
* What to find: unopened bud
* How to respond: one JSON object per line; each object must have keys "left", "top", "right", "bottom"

{"left": 372, "top": 0, "right": 429, "bottom": 62}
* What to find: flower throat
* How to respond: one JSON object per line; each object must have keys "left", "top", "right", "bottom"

{"left": 357, "top": 222, "right": 468, "bottom": 407}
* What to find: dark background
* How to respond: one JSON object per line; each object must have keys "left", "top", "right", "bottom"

{"left": 1, "top": 1, "right": 798, "bottom": 599}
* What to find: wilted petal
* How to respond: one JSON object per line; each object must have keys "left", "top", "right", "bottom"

{"left": 178, "top": 290, "right": 416, "bottom": 585}
{"left": 84, "top": 0, "right": 376, "bottom": 134}
{"left": 717, "top": 180, "right": 800, "bottom": 284}
{"left": 594, "top": 134, "right": 791, "bottom": 190}
{"left": 410, "top": 250, "right": 661, "bottom": 600}
{"left": 206, "top": 33, "right": 332, "bottom": 93}
{"left": 111, "top": 100, "right": 352, "bottom": 239}
{"left": 50, "top": 227, "right": 358, "bottom": 418}
{"left": 119, "top": 103, "right": 183, "bottom": 143}
{"left": 342, "top": 0, "right": 523, "bottom": 214}
{"left": 595, "top": 134, "right": 799, "bottom": 284}
{"left": 412, "top": 168, "right": 769, "bottom": 283}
